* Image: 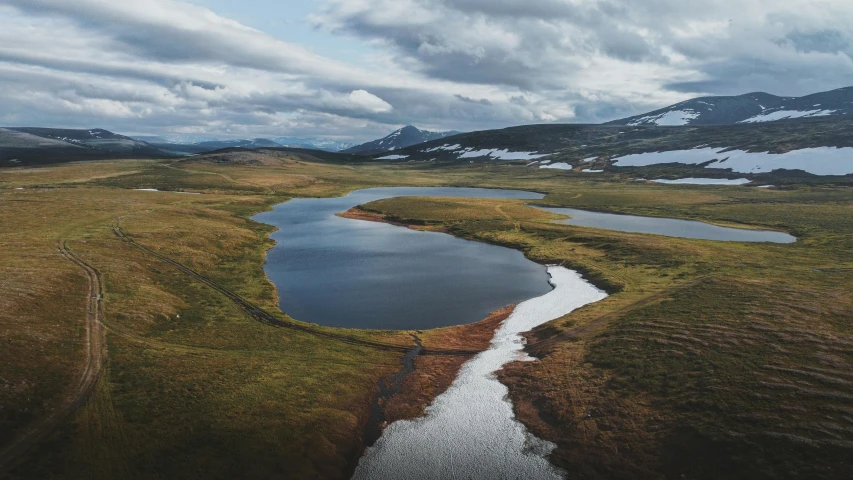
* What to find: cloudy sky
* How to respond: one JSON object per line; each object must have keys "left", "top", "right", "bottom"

{"left": 2, "top": 0, "right": 852, "bottom": 142}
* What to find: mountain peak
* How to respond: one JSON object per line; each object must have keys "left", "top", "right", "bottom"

{"left": 343, "top": 126, "right": 462, "bottom": 155}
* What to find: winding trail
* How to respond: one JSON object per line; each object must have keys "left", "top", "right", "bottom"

{"left": 0, "top": 240, "right": 106, "bottom": 473}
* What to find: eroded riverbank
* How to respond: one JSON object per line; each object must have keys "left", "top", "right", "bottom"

{"left": 353, "top": 267, "right": 608, "bottom": 479}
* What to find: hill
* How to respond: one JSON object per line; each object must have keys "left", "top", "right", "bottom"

{"left": 0, "top": 127, "right": 175, "bottom": 166}
{"left": 343, "top": 125, "right": 461, "bottom": 155}
{"left": 377, "top": 117, "right": 853, "bottom": 181}
{"left": 606, "top": 86, "right": 853, "bottom": 126}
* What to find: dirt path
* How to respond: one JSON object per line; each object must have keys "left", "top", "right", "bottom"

{"left": 0, "top": 240, "right": 106, "bottom": 473}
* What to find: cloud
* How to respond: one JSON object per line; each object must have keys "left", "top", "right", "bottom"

{"left": 347, "top": 90, "right": 394, "bottom": 113}
{"left": 1, "top": 0, "right": 853, "bottom": 141}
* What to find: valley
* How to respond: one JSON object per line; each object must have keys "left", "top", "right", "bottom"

{"left": 1, "top": 146, "right": 852, "bottom": 478}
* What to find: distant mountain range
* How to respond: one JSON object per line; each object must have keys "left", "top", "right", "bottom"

{"left": 134, "top": 135, "right": 354, "bottom": 152}
{"left": 607, "top": 86, "right": 853, "bottom": 126}
{"left": 342, "top": 125, "right": 461, "bottom": 155}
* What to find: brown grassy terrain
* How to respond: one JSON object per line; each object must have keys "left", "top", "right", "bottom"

{"left": 2, "top": 153, "right": 853, "bottom": 479}
{"left": 356, "top": 190, "right": 853, "bottom": 479}
{"left": 0, "top": 177, "right": 415, "bottom": 479}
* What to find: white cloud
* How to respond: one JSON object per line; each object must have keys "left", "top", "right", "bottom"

{"left": 347, "top": 89, "right": 393, "bottom": 113}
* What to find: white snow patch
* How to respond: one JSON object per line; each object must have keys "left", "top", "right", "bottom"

{"left": 582, "top": 169, "right": 604, "bottom": 173}
{"left": 458, "top": 149, "right": 497, "bottom": 158}
{"left": 540, "top": 162, "right": 572, "bottom": 170}
{"left": 582, "top": 156, "right": 598, "bottom": 162}
{"left": 612, "top": 147, "right": 853, "bottom": 176}
{"left": 377, "top": 154, "right": 409, "bottom": 160}
{"left": 490, "top": 149, "right": 547, "bottom": 160}
{"left": 456, "top": 148, "right": 546, "bottom": 160}
{"left": 526, "top": 161, "right": 540, "bottom": 166}
{"left": 628, "top": 109, "right": 699, "bottom": 126}
{"left": 757, "top": 185, "right": 775, "bottom": 188}
{"left": 353, "top": 267, "right": 607, "bottom": 480}
{"left": 651, "top": 178, "right": 751, "bottom": 185}
{"left": 134, "top": 188, "right": 160, "bottom": 192}
{"left": 654, "top": 109, "right": 700, "bottom": 125}
{"left": 739, "top": 109, "right": 836, "bottom": 123}
{"left": 424, "top": 144, "right": 462, "bottom": 152}
{"left": 15, "top": 187, "right": 24, "bottom": 190}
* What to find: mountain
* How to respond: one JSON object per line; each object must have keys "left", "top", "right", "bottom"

{"left": 607, "top": 86, "right": 853, "bottom": 126}
{"left": 343, "top": 125, "right": 462, "bottom": 155}
{"left": 6, "top": 127, "right": 172, "bottom": 156}
{"left": 374, "top": 115, "right": 853, "bottom": 180}
{"left": 132, "top": 135, "right": 353, "bottom": 152}
{"left": 193, "top": 138, "right": 284, "bottom": 150}
{"left": 1, "top": 127, "right": 176, "bottom": 166}
{"left": 134, "top": 134, "right": 221, "bottom": 144}
{"left": 272, "top": 137, "right": 354, "bottom": 152}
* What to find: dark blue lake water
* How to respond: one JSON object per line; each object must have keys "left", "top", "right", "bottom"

{"left": 253, "top": 187, "right": 550, "bottom": 329}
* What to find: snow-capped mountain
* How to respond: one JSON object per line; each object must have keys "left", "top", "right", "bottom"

{"left": 607, "top": 86, "right": 853, "bottom": 126}
{"left": 343, "top": 125, "right": 462, "bottom": 155}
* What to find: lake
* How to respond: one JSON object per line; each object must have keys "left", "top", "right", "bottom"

{"left": 253, "top": 187, "right": 550, "bottom": 330}
{"left": 537, "top": 207, "right": 797, "bottom": 243}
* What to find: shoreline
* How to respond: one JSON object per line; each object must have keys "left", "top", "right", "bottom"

{"left": 352, "top": 267, "right": 608, "bottom": 479}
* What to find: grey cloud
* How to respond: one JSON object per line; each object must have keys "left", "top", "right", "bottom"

{"left": 785, "top": 30, "right": 851, "bottom": 55}
{"left": 4, "top": 0, "right": 853, "bottom": 141}
{"left": 455, "top": 95, "right": 492, "bottom": 105}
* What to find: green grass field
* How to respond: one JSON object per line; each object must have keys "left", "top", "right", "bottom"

{"left": 1, "top": 153, "right": 852, "bottom": 479}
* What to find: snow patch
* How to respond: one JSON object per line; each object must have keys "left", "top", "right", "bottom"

{"left": 458, "top": 149, "right": 497, "bottom": 158}
{"left": 629, "top": 109, "right": 699, "bottom": 126}
{"left": 377, "top": 154, "right": 409, "bottom": 160}
{"left": 739, "top": 109, "right": 836, "bottom": 123}
{"left": 353, "top": 267, "right": 608, "bottom": 480}
{"left": 582, "top": 169, "right": 604, "bottom": 173}
{"left": 455, "top": 148, "right": 546, "bottom": 160}
{"left": 582, "top": 156, "right": 598, "bottom": 162}
{"left": 540, "top": 162, "right": 572, "bottom": 170}
{"left": 424, "top": 144, "right": 462, "bottom": 152}
{"left": 612, "top": 147, "right": 853, "bottom": 176}
{"left": 651, "top": 178, "right": 751, "bottom": 185}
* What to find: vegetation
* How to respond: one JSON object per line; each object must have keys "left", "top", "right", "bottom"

{"left": 1, "top": 152, "right": 852, "bottom": 479}
{"left": 356, "top": 182, "right": 853, "bottom": 479}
